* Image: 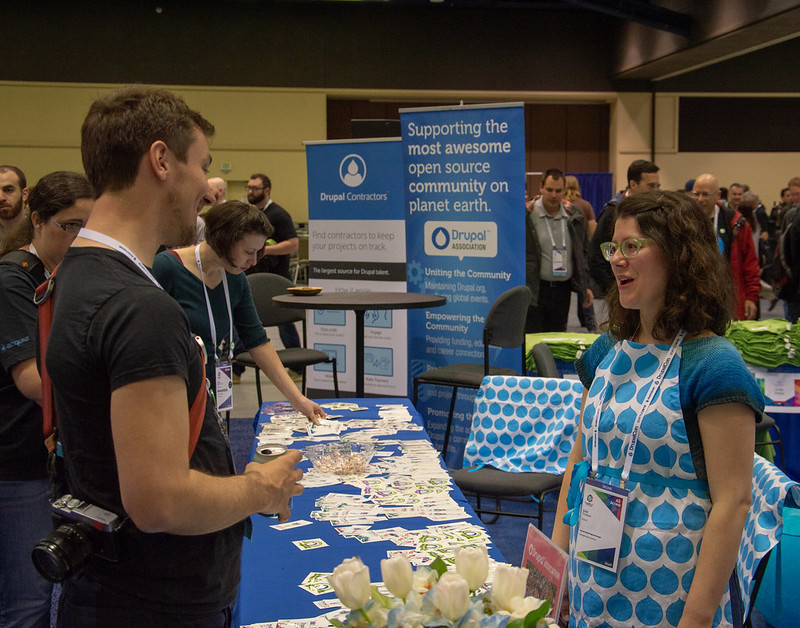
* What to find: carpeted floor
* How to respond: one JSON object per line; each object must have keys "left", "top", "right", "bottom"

{"left": 229, "top": 417, "right": 257, "bottom": 475}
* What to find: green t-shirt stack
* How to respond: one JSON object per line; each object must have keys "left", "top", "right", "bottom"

{"left": 525, "top": 332, "right": 600, "bottom": 373}
{"left": 725, "top": 319, "right": 796, "bottom": 368}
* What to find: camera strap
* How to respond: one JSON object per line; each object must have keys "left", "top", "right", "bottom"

{"left": 34, "top": 263, "right": 207, "bottom": 459}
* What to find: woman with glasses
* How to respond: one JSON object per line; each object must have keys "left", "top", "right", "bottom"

{"left": 152, "top": 200, "right": 324, "bottom": 422}
{"left": 0, "top": 171, "right": 93, "bottom": 627}
{"left": 553, "top": 191, "right": 764, "bottom": 627}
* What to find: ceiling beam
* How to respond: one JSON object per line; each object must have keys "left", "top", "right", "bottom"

{"left": 559, "top": 0, "right": 691, "bottom": 36}
{"left": 614, "top": 6, "right": 800, "bottom": 81}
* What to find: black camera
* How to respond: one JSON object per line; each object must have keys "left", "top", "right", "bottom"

{"left": 31, "top": 494, "right": 123, "bottom": 583}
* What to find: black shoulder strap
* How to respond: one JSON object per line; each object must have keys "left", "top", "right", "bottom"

{"left": 717, "top": 207, "right": 736, "bottom": 258}
{"left": 0, "top": 250, "right": 46, "bottom": 284}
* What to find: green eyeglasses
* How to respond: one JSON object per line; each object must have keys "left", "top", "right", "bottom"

{"left": 600, "top": 237, "right": 652, "bottom": 262}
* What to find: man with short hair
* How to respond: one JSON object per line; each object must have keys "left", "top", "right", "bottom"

{"left": 727, "top": 182, "right": 745, "bottom": 212}
{"left": 0, "top": 165, "right": 28, "bottom": 248}
{"left": 781, "top": 186, "right": 793, "bottom": 208}
{"left": 195, "top": 176, "right": 227, "bottom": 242}
{"left": 525, "top": 168, "right": 593, "bottom": 332}
{"left": 692, "top": 173, "right": 760, "bottom": 320}
{"left": 208, "top": 176, "right": 227, "bottom": 206}
{"left": 589, "top": 159, "right": 661, "bottom": 297}
{"left": 245, "top": 173, "right": 300, "bottom": 349}
{"left": 46, "top": 86, "right": 304, "bottom": 624}
{"left": 788, "top": 177, "right": 800, "bottom": 209}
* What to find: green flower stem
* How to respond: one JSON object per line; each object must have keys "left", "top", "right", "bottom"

{"left": 359, "top": 608, "right": 371, "bottom": 623}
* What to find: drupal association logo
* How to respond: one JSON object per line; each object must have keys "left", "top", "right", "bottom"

{"left": 431, "top": 227, "right": 450, "bottom": 250}
{"left": 424, "top": 221, "right": 498, "bottom": 260}
{"left": 339, "top": 154, "right": 367, "bottom": 188}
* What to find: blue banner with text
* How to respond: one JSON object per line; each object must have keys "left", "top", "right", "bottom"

{"left": 305, "top": 139, "right": 408, "bottom": 397}
{"left": 401, "top": 104, "right": 526, "bottom": 465}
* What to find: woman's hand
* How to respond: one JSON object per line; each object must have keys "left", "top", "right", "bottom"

{"left": 295, "top": 397, "right": 325, "bottom": 425}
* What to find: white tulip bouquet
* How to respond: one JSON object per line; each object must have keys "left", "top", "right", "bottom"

{"left": 327, "top": 547, "right": 555, "bottom": 628}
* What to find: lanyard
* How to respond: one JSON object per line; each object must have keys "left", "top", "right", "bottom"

{"left": 195, "top": 244, "right": 233, "bottom": 361}
{"left": 28, "top": 242, "right": 49, "bottom": 278}
{"left": 591, "top": 329, "right": 686, "bottom": 485}
{"left": 77, "top": 228, "right": 163, "bottom": 289}
{"left": 713, "top": 205, "right": 719, "bottom": 233}
{"left": 544, "top": 210, "right": 566, "bottom": 249}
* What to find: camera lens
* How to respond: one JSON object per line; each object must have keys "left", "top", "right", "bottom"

{"left": 32, "top": 523, "right": 95, "bottom": 583}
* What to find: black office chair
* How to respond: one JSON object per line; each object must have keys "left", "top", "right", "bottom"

{"left": 412, "top": 285, "right": 532, "bottom": 455}
{"left": 233, "top": 273, "right": 339, "bottom": 405}
{"left": 530, "top": 342, "right": 560, "bottom": 377}
{"left": 757, "top": 413, "right": 786, "bottom": 470}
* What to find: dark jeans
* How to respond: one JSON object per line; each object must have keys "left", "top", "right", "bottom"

{"left": 577, "top": 291, "right": 597, "bottom": 332}
{"left": 278, "top": 322, "right": 300, "bottom": 350}
{"left": 786, "top": 300, "right": 800, "bottom": 325}
{"left": 58, "top": 576, "right": 233, "bottom": 628}
{"left": 526, "top": 280, "right": 572, "bottom": 333}
{"left": 0, "top": 478, "right": 53, "bottom": 628}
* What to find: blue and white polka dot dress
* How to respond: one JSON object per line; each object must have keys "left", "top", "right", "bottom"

{"left": 569, "top": 339, "right": 732, "bottom": 628}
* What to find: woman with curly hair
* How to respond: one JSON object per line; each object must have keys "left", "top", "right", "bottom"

{"left": 552, "top": 191, "right": 764, "bottom": 627}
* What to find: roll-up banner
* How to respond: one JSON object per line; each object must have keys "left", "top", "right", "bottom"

{"left": 304, "top": 139, "right": 407, "bottom": 398}
{"left": 400, "top": 104, "right": 526, "bottom": 465}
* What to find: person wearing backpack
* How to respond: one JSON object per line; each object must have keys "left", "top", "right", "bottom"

{"left": 692, "top": 174, "right": 761, "bottom": 320}
{"left": 0, "top": 171, "right": 93, "bottom": 628}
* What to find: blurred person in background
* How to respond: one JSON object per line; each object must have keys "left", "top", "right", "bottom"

{"left": 0, "top": 171, "right": 93, "bottom": 627}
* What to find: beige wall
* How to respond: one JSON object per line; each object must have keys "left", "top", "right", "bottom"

{"left": 0, "top": 82, "right": 327, "bottom": 222}
{"left": 3, "top": 82, "right": 798, "bottom": 217}
{"left": 614, "top": 92, "right": 800, "bottom": 207}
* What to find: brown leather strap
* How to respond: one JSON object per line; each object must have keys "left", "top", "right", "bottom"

{"left": 34, "top": 270, "right": 58, "bottom": 445}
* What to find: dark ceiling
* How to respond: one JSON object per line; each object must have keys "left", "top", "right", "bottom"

{"left": 3, "top": 0, "right": 800, "bottom": 93}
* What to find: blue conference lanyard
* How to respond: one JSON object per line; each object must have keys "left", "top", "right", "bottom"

{"left": 194, "top": 244, "right": 234, "bottom": 363}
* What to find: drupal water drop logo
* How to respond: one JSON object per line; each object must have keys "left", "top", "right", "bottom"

{"left": 432, "top": 226, "right": 450, "bottom": 250}
{"left": 339, "top": 154, "right": 367, "bottom": 188}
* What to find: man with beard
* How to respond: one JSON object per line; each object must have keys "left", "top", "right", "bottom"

{"left": 245, "top": 173, "right": 301, "bottom": 349}
{"left": 0, "top": 166, "right": 28, "bottom": 248}
{"left": 45, "top": 86, "right": 304, "bottom": 625}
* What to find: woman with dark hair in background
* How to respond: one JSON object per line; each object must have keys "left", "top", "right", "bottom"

{"left": 152, "top": 200, "right": 324, "bottom": 422}
{"left": 553, "top": 191, "right": 764, "bottom": 627}
{"left": 0, "top": 171, "right": 93, "bottom": 627}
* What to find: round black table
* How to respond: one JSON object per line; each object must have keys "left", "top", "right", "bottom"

{"left": 272, "top": 291, "right": 447, "bottom": 397}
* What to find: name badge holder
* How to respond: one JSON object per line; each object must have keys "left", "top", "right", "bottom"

{"left": 545, "top": 216, "right": 568, "bottom": 277}
{"left": 574, "top": 330, "right": 685, "bottom": 573}
{"left": 196, "top": 245, "right": 234, "bottom": 412}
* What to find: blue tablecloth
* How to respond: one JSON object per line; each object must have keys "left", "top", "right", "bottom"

{"left": 237, "top": 398, "right": 506, "bottom": 626}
